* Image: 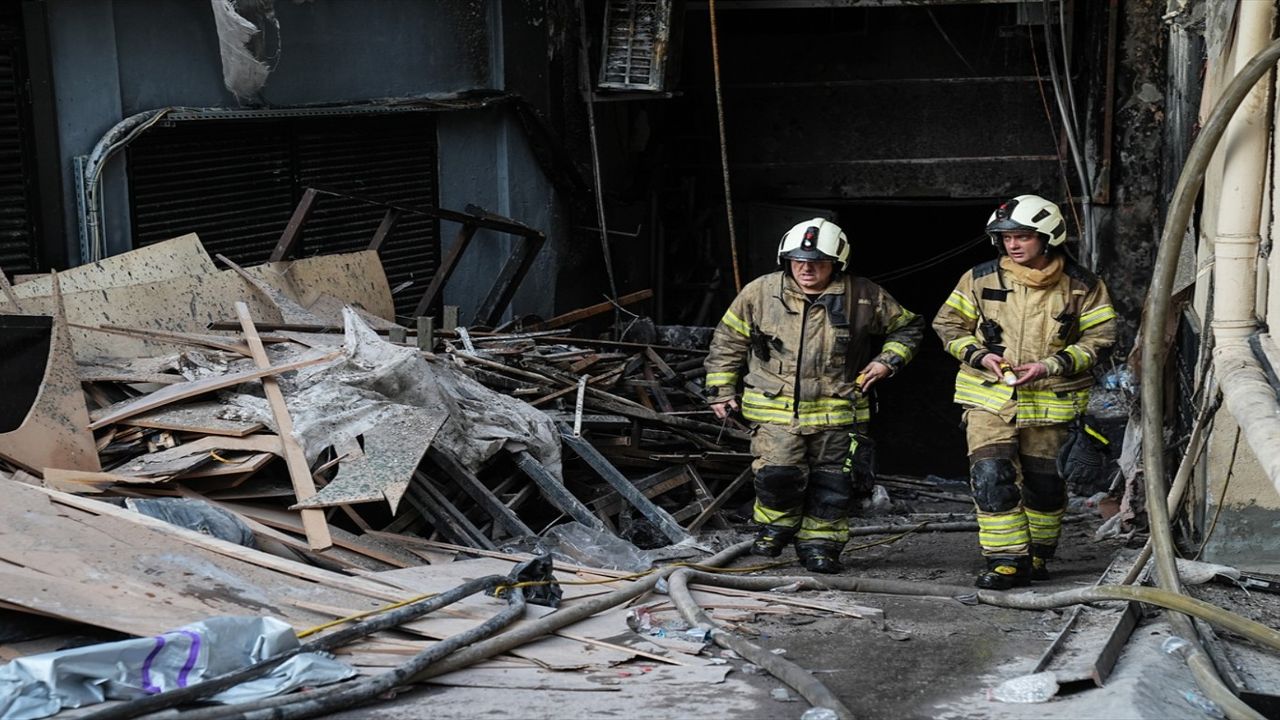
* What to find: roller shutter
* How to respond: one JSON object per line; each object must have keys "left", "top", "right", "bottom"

{"left": 128, "top": 115, "right": 439, "bottom": 317}
{"left": 0, "top": 22, "right": 38, "bottom": 275}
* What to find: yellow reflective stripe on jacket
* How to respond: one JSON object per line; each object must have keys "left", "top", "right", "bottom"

{"left": 720, "top": 309, "right": 750, "bottom": 337}
{"left": 1063, "top": 345, "right": 1090, "bottom": 373}
{"left": 1078, "top": 304, "right": 1117, "bottom": 331}
{"left": 954, "top": 373, "right": 1013, "bottom": 412}
{"left": 882, "top": 341, "right": 914, "bottom": 362}
{"left": 705, "top": 371, "right": 739, "bottom": 388}
{"left": 886, "top": 308, "right": 920, "bottom": 334}
{"left": 741, "top": 390, "right": 863, "bottom": 426}
{"left": 945, "top": 290, "right": 978, "bottom": 320}
{"left": 1016, "top": 389, "right": 1086, "bottom": 423}
{"left": 946, "top": 335, "right": 981, "bottom": 359}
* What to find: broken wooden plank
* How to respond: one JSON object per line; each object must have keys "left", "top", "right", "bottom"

{"left": 235, "top": 302, "right": 333, "bottom": 551}
{"left": 120, "top": 400, "right": 266, "bottom": 437}
{"left": 270, "top": 187, "right": 320, "bottom": 262}
{"left": 529, "top": 289, "right": 653, "bottom": 331}
{"left": 87, "top": 351, "right": 340, "bottom": 430}
{"left": 559, "top": 426, "right": 691, "bottom": 545}
{"left": 686, "top": 466, "right": 752, "bottom": 533}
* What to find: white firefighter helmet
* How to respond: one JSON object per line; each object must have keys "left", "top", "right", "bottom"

{"left": 985, "top": 195, "right": 1067, "bottom": 249}
{"left": 777, "top": 218, "right": 850, "bottom": 271}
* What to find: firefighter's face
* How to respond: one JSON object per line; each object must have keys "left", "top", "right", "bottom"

{"left": 790, "top": 259, "right": 835, "bottom": 292}
{"left": 1001, "top": 230, "right": 1049, "bottom": 268}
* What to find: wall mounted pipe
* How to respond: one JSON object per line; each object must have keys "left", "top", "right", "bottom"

{"left": 1139, "top": 24, "right": 1280, "bottom": 720}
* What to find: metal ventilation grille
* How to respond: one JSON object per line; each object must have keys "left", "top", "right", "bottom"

{"left": 0, "top": 24, "right": 37, "bottom": 275}
{"left": 128, "top": 116, "right": 439, "bottom": 317}
{"left": 599, "top": 0, "right": 672, "bottom": 91}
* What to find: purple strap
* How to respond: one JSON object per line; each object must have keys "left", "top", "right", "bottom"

{"left": 176, "top": 630, "right": 202, "bottom": 687}
{"left": 140, "top": 635, "right": 167, "bottom": 694}
{"left": 140, "top": 630, "right": 203, "bottom": 694}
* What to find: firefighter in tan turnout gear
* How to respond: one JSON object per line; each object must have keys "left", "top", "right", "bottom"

{"left": 704, "top": 218, "right": 924, "bottom": 573}
{"left": 933, "top": 195, "right": 1117, "bottom": 589}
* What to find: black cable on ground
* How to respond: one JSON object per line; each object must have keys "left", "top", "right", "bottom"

{"left": 407, "top": 540, "right": 754, "bottom": 682}
{"left": 167, "top": 588, "right": 528, "bottom": 720}
{"left": 668, "top": 568, "right": 853, "bottom": 720}
{"left": 89, "top": 576, "right": 510, "bottom": 720}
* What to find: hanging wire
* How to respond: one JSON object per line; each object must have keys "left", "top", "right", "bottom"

{"left": 576, "top": 0, "right": 621, "bottom": 333}
{"left": 1040, "top": 0, "right": 1096, "bottom": 268}
{"left": 1028, "top": 28, "right": 1084, "bottom": 242}
{"left": 872, "top": 234, "right": 989, "bottom": 284}
{"left": 708, "top": 0, "right": 742, "bottom": 293}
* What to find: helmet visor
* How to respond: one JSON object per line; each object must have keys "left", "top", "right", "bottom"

{"left": 780, "top": 247, "right": 839, "bottom": 264}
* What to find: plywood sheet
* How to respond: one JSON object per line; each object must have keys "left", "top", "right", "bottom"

{"left": 0, "top": 479, "right": 398, "bottom": 637}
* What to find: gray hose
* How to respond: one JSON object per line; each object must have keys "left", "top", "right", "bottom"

{"left": 1140, "top": 33, "right": 1280, "bottom": 720}
{"left": 674, "top": 572, "right": 1280, "bottom": 653}
{"left": 406, "top": 540, "right": 754, "bottom": 682}
{"left": 668, "top": 568, "right": 853, "bottom": 720}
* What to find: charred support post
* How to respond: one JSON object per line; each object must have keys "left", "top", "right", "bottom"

{"left": 269, "top": 188, "right": 320, "bottom": 262}
{"left": 558, "top": 424, "right": 692, "bottom": 545}
{"left": 427, "top": 448, "right": 535, "bottom": 539}
{"left": 511, "top": 450, "right": 607, "bottom": 532}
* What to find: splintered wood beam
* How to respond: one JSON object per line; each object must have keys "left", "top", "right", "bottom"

{"left": 408, "top": 473, "right": 495, "bottom": 549}
{"left": 427, "top": 448, "right": 534, "bottom": 539}
{"left": 686, "top": 466, "right": 752, "bottom": 532}
{"left": 270, "top": 187, "right": 320, "bottom": 262}
{"left": 235, "top": 302, "right": 333, "bottom": 551}
{"left": 558, "top": 425, "right": 691, "bottom": 545}
{"left": 87, "top": 352, "right": 340, "bottom": 430}
{"left": 511, "top": 450, "right": 607, "bottom": 532}
{"left": 528, "top": 289, "right": 654, "bottom": 331}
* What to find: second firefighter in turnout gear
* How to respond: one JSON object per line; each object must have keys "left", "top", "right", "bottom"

{"left": 705, "top": 218, "right": 924, "bottom": 573}
{"left": 933, "top": 195, "right": 1117, "bottom": 590}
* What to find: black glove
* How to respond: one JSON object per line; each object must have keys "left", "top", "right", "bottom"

{"left": 842, "top": 432, "right": 877, "bottom": 501}
{"left": 1057, "top": 420, "right": 1109, "bottom": 488}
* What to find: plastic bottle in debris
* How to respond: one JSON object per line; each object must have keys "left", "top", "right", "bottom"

{"left": 868, "top": 485, "right": 891, "bottom": 514}
{"left": 990, "top": 672, "right": 1059, "bottom": 703}
{"left": 800, "top": 709, "right": 839, "bottom": 720}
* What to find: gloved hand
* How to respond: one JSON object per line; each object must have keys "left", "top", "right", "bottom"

{"left": 1057, "top": 421, "right": 1109, "bottom": 487}
{"left": 843, "top": 432, "right": 877, "bottom": 501}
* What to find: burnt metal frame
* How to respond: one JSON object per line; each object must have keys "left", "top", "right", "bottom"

{"left": 270, "top": 187, "right": 545, "bottom": 327}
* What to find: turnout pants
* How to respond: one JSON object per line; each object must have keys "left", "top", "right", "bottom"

{"left": 965, "top": 410, "right": 1069, "bottom": 559}
{"left": 751, "top": 423, "right": 863, "bottom": 552}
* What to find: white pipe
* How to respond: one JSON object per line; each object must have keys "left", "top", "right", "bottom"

{"left": 1214, "top": 343, "right": 1280, "bottom": 488}
{"left": 1212, "top": 0, "right": 1274, "bottom": 339}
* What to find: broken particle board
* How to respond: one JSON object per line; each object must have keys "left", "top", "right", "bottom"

{"left": 292, "top": 406, "right": 447, "bottom": 514}
{"left": 259, "top": 250, "right": 395, "bottom": 321}
{"left": 0, "top": 307, "right": 101, "bottom": 473}
{"left": 10, "top": 234, "right": 215, "bottom": 300}
{"left": 119, "top": 400, "right": 266, "bottom": 437}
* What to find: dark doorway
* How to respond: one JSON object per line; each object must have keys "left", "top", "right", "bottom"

{"left": 834, "top": 200, "right": 997, "bottom": 480}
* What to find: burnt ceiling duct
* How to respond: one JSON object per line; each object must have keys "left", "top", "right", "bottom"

{"left": 210, "top": 0, "right": 282, "bottom": 103}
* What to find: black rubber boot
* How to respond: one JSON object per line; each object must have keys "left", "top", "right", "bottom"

{"left": 750, "top": 527, "right": 792, "bottom": 558}
{"left": 1030, "top": 556, "right": 1051, "bottom": 582}
{"left": 797, "top": 544, "right": 844, "bottom": 574}
{"left": 975, "top": 557, "right": 1030, "bottom": 590}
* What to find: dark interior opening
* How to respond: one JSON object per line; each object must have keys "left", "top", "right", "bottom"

{"left": 0, "top": 315, "right": 52, "bottom": 433}
{"left": 834, "top": 200, "right": 997, "bottom": 479}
